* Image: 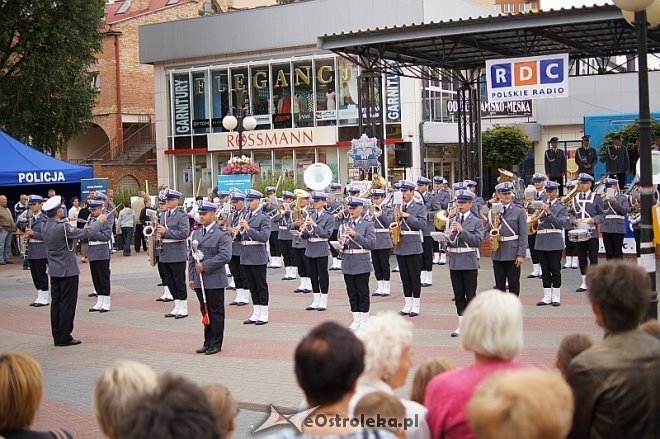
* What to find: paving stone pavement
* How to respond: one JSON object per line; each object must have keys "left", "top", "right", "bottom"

{"left": 0, "top": 252, "right": 619, "bottom": 438}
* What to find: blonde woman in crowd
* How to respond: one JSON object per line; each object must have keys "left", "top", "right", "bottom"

{"left": 350, "top": 312, "right": 430, "bottom": 439}
{"left": 0, "top": 352, "right": 72, "bottom": 438}
{"left": 409, "top": 357, "right": 455, "bottom": 405}
{"left": 93, "top": 360, "right": 158, "bottom": 439}
{"left": 467, "top": 369, "right": 574, "bottom": 439}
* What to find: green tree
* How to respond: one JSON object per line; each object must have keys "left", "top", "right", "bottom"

{"left": 482, "top": 125, "right": 532, "bottom": 168}
{"left": 597, "top": 119, "right": 660, "bottom": 168}
{"left": 0, "top": 0, "right": 105, "bottom": 155}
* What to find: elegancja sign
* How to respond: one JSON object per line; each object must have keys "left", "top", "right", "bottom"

{"left": 18, "top": 171, "right": 66, "bottom": 184}
{"left": 208, "top": 126, "right": 337, "bottom": 151}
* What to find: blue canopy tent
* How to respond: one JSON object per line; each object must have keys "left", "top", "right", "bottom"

{"left": 0, "top": 130, "right": 93, "bottom": 207}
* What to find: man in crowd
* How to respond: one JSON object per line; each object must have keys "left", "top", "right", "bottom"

{"left": 605, "top": 133, "right": 629, "bottom": 185}
{"left": 131, "top": 191, "right": 147, "bottom": 253}
{"left": 544, "top": 137, "right": 566, "bottom": 194}
{"left": 575, "top": 135, "right": 597, "bottom": 179}
{"left": 0, "top": 195, "right": 16, "bottom": 265}
{"left": 567, "top": 262, "right": 659, "bottom": 439}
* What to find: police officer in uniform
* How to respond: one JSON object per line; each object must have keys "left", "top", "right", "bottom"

{"left": 488, "top": 182, "right": 528, "bottom": 296}
{"left": 526, "top": 173, "right": 548, "bottom": 279}
{"left": 225, "top": 192, "right": 250, "bottom": 306}
{"left": 544, "top": 137, "right": 567, "bottom": 194}
{"left": 417, "top": 177, "right": 440, "bottom": 287}
{"left": 445, "top": 190, "right": 483, "bottom": 337}
{"left": 273, "top": 191, "right": 296, "bottom": 280}
{"left": 601, "top": 177, "right": 630, "bottom": 260}
{"left": 154, "top": 195, "right": 174, "bottom": 302}
{"left": 264, "top": 186, "right": 282, "bottom": 269}
{"left": 17, "top": 195, "right": 49, "bottom": 307}
{"left": 464, "top": 180, "right": 485, "bottom": 219}
{"left": 32, "top": 196, "right": 107, "bottom": 346}
{"left": 535, "top": 181, "right": 567, "bottom": 307}
{"left": 340, "top": 198, "right": 376, "bottom": 330}
{"left": 369, "top": 189, "right": 393, "bottom": 297}
{"left": 395, "top": 181, "right": 427, "bottom": 317}
{"left": 188, "top": 200, "right": 232, "bottom": 355}
{"left": 291, "top": 194, "right": 312, "bottom": 293}
{"left": 570, "top": 173, "right": 604, "bottom": 292}
{"left": 239, "top": 189, "right": 271, "bottom": 325}
{"left": 157, "top": 189, "right": 191, "bottom": 319}
{"left": 432, "top": 177, "right": 451, "bottom": 265}
{"left": 302, "top": 192, "right": 334, "bottom": 311}
{"left": 87, "top": 198, "right": 115, "bottom": 313}
{"left": 328, "top": 183, "right": 344, "bottom": 271}
{"left": 575, "top": 135, "right": 597, "bottom": 178}
{"left": 605, "top": 134, "right": 630, "bottom": 186}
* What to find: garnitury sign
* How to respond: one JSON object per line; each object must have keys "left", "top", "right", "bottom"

{"left": 208, "top": 126, "right": 337, "bottom": 151}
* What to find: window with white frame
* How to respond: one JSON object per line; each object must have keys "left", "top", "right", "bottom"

{"left": 501, "top": 3, "right": 515, "bottom": 13}
{"left": 91, "top": 72, "right": 100, "bottom": 91}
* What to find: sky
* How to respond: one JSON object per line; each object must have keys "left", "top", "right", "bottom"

{"left": 542, "top": 0, "right": 613, "bottom": 10}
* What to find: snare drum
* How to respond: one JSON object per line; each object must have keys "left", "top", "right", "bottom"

{"left": 576, "top": 219, "right": 591, "bottom": 230}
{"left": 568, "top": 229, "right": 591, "bottom": 242}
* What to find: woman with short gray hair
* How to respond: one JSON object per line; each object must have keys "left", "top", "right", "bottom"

{"left": 349, "top": 312, "right": 431, "bottom": 439}
{"left": 424, "top": 290, "right": 530, "bottom": 439}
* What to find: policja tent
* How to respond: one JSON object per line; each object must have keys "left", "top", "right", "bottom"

{"left": 0, "top": 130, "right": 93, "bottom": 205}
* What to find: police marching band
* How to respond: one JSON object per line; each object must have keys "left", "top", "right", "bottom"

{"left": 22, "top": 162, "right": 636, "bottom": 352}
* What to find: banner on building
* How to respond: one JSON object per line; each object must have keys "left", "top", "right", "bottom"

{"left": 172, "top": 74, "right": 191, "bottom": 135}
{"left": 384, "top": 70, "right": 401, "bottom": 123}
{"left": 216, "top": 174, "right": 252, "bottom": 194}
{"left": 80, "top": 178, "right": 108, "bottom": 201}
{"left": 486, "top": 53, "right": 569, "bottom": 102}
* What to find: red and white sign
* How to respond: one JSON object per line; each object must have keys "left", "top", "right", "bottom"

{"left": 208, "top": 126, "right": 337, "bottom": 151}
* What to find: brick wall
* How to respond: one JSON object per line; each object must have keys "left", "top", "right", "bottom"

{"left": 93, "top": 161, "right": 158, "bottom": 193}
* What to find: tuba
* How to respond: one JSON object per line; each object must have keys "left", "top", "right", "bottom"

{"left": 303, "top": 163, "right": 333, "bottom": 191}
{"left": 527, "top": 202, "right": 545, "bottom": 235}
{"left": 563, "top": 184, "right": 579, "bottom": 212}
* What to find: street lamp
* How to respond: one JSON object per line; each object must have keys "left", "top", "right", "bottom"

{"left": 614, "top": 0, "right": 660, "bottom": 319}
{"left": 222, "top": 89, "right": 257, "bottom": 157}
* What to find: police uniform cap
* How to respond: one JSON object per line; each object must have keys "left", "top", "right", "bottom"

{"left": 88, "top": 200, "right": 104, "bottom": 209}
{"left": 464, "top": 179, "right": 477, "bottom": 187}
{"left": 245, "top": 189, "right": 263, "bottom": 200}
{"left": 42, "top": 195, "right": 63, "bottom": 213}
{"left": 532, "top": 173, "right": 548, "bottom": 182}
{"left": 416, "top": 177, "right": 431, "bottom": 186}
{"left": 455, "top": 190, "right": 475, "bottom": 201}
{"left": 198, "top": 200, "right": 217, "bottom": 212}
{"left": 164, "top": 189, "right": 182, "bottom": 200}
{"left": 311, "top": 191, "right": 328, "bottom": 201}
{"left": 230, "top": 191, "right": 246, "bottom": 201}
{"left": 495, "top": 182, "right": 514, "bottom": 193}
{"left": 578, "top": 173, "right": 594, "bottom": 182}
{"left": 545, "top": 181, "right": 560, "bottom": 191}
{"left": 28, "top": 195, "right": 44, "bottom": 204}
{"left": 282, "top": 191, "right": 295, "bottom": 199}
{"left": 604, "top": 177, "right": 619, "bottom": 186}
{"left": 550, "top": 137, "right": 559, "bottom": 143}
{"left": 399, "top": 181, "right": 416, "bottom": 191}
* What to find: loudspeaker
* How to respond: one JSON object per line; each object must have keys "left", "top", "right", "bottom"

{"left": 394, "top": 142, "right": 412, "bottom": 167}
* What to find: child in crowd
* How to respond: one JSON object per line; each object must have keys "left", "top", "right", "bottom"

{"left": 354, "top": 392, "right": 407, "bottom": 439}
{"left": 555, "top": 333, "right": 593, "bottom": 378}
{"left": 409, "top": 357, "right": 455, "bottom": 405}
{"left": 203, "top": 384, "right": 238, "bottom": 439}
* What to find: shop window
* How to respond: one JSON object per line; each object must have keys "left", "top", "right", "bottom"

{"left": 250, "top": 64, "right": 271, "bottom": 130}
{"left": 195, "top": 154, "right": 213, "bottom": 197}
{"left": 274, "top": 149, "right": 294, "bottom": 180}
{"left": 175, "top": 155, "right": 194, "bottom": 197}
{"left": 317, "top": 147, "right": 339, "bottom": 183}
{"left": 294, "top": 148, "right": 316, "bottom": 186}
{"left": 173, "top": 136, "right": 191, "bottom": 150}
{"left": 254, "top": 150, "right": 273, "bottom": 176}
{"left": 338, "top": 57, "right": 358, "bottom": 126}
{"left": 315, "top": 58, "right": 337, "bottom": 127}
{"left": 192, "top": 71, "right": 210, "bottom": 134}
{"left": 272, "top": 63, "right": 292, "bottom": 129}
{"left": 293, "top": 60, "right": 314, "bottom": 128}
{"left": 210, "top": 69, "right": 229, "bottom": 133}
{"left": 215, "top": 152, "right": 231, "bottom": 176}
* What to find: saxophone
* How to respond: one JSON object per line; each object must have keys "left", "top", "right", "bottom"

{"left": 490, "top": 210, "right": 501, "bottom": 252}
{"left": 390, "top": 204, "right": 401, "bottom": 246}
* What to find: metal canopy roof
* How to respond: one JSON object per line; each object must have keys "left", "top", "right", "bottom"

{"left": 318, "top": 4, "right": 660, "bottom": 78}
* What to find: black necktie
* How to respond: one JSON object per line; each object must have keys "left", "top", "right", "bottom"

{"left": 202, "top": 228, "right": 206, "bottom": 236}
{"left": 403, "top": 203, "right": 408, "bottom": 212}
{"left": 502, "top": 206, "right": 506, "bottom": 216}
{"left": 460, "top": 214, "right": 464, "bottom": 224}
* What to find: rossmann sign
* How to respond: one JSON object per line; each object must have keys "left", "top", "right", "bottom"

{"left": 486, "top": 54, "right": 569, "bottom": 102}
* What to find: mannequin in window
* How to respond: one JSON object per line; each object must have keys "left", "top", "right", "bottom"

{"left": 326, "top": 86, "right": 336, "bottom": 110}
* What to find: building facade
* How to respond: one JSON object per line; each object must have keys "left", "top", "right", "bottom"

{"left": 140, "top": 0, "right": 493, "bottom": 195}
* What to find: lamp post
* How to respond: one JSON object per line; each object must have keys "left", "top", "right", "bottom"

{"left": 222, "top": 89, "right": 257, "bottom": 157}
{"left": 615, "top": 0, "right": 659, "bottom": 319}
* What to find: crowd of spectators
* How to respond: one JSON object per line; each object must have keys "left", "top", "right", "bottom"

{"left": 0, "top": 261, "right": 658, "bottom": 439}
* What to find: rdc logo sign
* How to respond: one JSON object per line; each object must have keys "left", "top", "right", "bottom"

{"left": 490, "top": 58, "right": 565, "bottom": 88}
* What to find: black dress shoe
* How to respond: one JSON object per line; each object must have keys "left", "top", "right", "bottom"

{"left": 88, "top": 292, "right": 97, "bottom": 297}
{"left": 29, "top": 302, "right": 36, "bottom": 307}
{"left": 526, "top": 274, "right": 538, "bottom": 278}
{"left": 164, "top": 312, "right": 177, "bottom": 318}
{"left": 205, "top": 346, "right": 222, "bottom": 355}
{"left": 33, "top": 303, "right": 48, "bottom": 307}
{"left": 306, "top": 306, "right": 318, "bottom": 311}
{"left": 196, "top": 346, "right": 209, "bottom": 354}
{"left": 576, "top": 287, "right": 587, "bottom": 292}
{"left": 162, "top": 298, "right": 174, "bottom": 302}
{"left": 317, "top": 307, "right": 327, "bottom": 312}
{"left": 399, "top": 310, "right": 410, "bottom": 316}
{"left": 226, "top": 285, "right": 236, "bottom": 290}
{"left": 450, "top": 330, "right": 460, "bottom": 337}
{"left": 552, "top": 302, "right": 561, "bottom": 307}
{"left": 229, "top": 301, "right": 239, "bottom": 306}
{"left": 371, "top": 292, "right": 383, "bottom": 296}
{"left": 536, "top": 301, "right": 551, "bottom": 306}
{"left": 174, "top": 314, "right": 188, "bottom": 319}
{"left": 89, "top": 307, "right": 101, "bottom": 312}
{"left": 99, "top": 308, "right": 110, "bottom": 313}
{"left": 56, "top": 339, "right": 81, "bottom": 347}
{"left": 236, "top": 302, "right": 248, "bottom": 306}
{"left": 255, "top": 320, "right": 268, "bottom": 326}
{"left": 156, "top": 297, "right": 165, "bottom": 302}
{"left": 243, "top": 318, "right": 257, "bottom": 324}
{"left": 409, "top": 311, "right": 419, "bottom": 317}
